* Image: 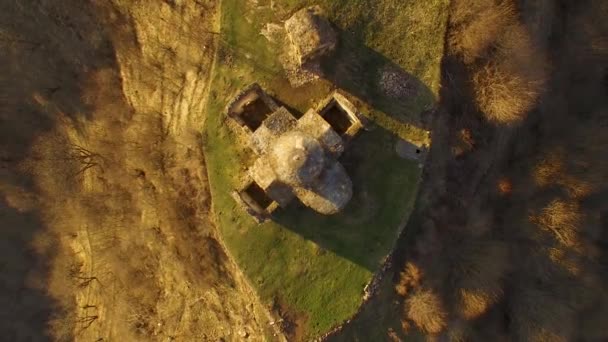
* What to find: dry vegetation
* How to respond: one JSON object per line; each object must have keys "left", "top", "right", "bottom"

{"left": 448, "top": 0, "right": 515, "bottom": 62}
{"left": 0, "top": 1, "right": 276, "bottom": 340}
{"left": 403, "top": 288, "right": 447, "bottom": 334}
{"left": 1, "top": 0, "right": 605, "bottom": 340}
{"left": 390, "top": 0, "right": 608, "bottom": 340}
{"left": 449, "top": 0, "right": 547, "bottom": 124}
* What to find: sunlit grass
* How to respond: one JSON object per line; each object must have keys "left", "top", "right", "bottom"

{"left": 204, "top": 0, "right": 448, "bottom": 338}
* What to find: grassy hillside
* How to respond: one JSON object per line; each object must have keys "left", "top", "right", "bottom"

{"left": 0, "top": 1, "right": 279, "bottom": 341}
{"left": 204, "top": 0, "right": 448, "bottom": 338}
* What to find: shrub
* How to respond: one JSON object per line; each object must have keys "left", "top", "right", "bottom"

{"left": 396, "top": 262, "right": 423, "bottom": 297}
{"left": 404, "top": 288, "right": 448, "bottom": 334}
{"left": 457, "top": 289, "right": 497, "bottom": 320}
{"left": 449, "top": 239, "right": 509, "bottom": 319}
{"left": 531, "top": 200, "right": 582, "bottom": 250}
{"left": 534, "top": 149, "right": 593, "bottom": 199}
{"left": 472, "top": 36, "right": 546, "bottom": 125}
{"left": 533, "top": 150, "right": 564, "bottom": 187}
{"left": 457, "top": 4, "right": 548, "bottom": 125}
{"left": 546, "top": 247, "right": 583, "bottom": 276}
{"left": 448, "top": 0, "right": 516, "bottom": 63}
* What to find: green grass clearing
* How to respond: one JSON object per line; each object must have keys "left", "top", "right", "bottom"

{"left": 204, "top": 0, "right": 448, "bottom": 338}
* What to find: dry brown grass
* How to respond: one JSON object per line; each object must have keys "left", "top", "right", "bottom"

{"left": 0, "top": 1, "right": 276, "bottom": 340}
{"left": 404, "top": 288, "right": 448, "bottom": 334}
{"left": 533, "top": 151, "right": 564, "bottom": 187}
{"left": 457, "top": 289, "right": 495, "bottom": 320}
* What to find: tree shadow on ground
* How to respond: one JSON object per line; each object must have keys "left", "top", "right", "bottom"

{"left": 0, "top": 1, "right": 121, "bottom": 339}
{"left": 329, "top": 2, "right": 608, "bottom": 339}
{"left": 271, "top": 32, "right": 436, "bottom": 271}
{"left": 273, "top": 127, "right": 422, "bottom": 271}
{"left": 0, "top": 198, "right": 59, "bottom": 341}
{"left": 320, "top": 29, "right": 436, "bottom": 129}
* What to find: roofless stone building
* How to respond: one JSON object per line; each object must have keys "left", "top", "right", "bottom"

{"left": 226, "top": 84, "right": 363, "bottom": 222}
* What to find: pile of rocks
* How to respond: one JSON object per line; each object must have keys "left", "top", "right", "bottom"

{"left": 379, "top": 66, "right": 417, "bottom": 99}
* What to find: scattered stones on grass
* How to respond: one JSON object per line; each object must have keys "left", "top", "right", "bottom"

{"left": 379, "top": 65, "right": 418, "bottom": 99}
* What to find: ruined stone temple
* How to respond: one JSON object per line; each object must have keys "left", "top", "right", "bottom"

{"left": 285, "top": 6, "right": 337, "bottom": 67}
{"left": 226, "top": 84, "right": 363, "bottom": 222}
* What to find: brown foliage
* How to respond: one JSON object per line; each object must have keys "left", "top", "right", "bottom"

{"left": 395, "top": 262, "right": 423, "bottom": 297}
{"left": 449, "top": 0, "right": 547, "bottom": 124}
{"left": 533, "top": 151, "right": 563, "bottom": 187}
{"left": 451, "top": 128, "right": 476, "bottom": 157}
{"left": 472, "top": 25, "right": 547, "bottom": 124}
{"left": 404, "top": 288, "right": 448, "bottom": 334}
{"left": 448, "top": 0, "right": 516, "bottom": 63}
{"left": 497, "top": 177, "right": 512, "bottom": 195}
{"left": 531, "top": 200, "right": 583, "bottom": 250}
{"left": 395, "top": 0, "right": 608, "bottom": 341}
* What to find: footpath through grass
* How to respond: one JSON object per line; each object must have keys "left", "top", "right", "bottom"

{"left": 204, "top": 0, "right": 448, "bottom": 338}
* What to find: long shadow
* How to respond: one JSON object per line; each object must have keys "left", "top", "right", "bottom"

{"left": 272, "top": 128, "right": 422, "bottom": 271}
{"left": 0, "top": 1, "right": 121, "bottom": 339}
{"left": 266, "top": 29, "right": 437, "bottom": 270}
{"left": 0, "top": 198, "right": 59, "bottom": 341}
{"left": 328, "top": 1, "right": 608, "bottom": 339}
{"left": 319, "top": 29, "right": 437, "bottom": 129}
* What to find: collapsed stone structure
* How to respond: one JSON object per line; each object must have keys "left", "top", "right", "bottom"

{"left": 227, "top": 83, "right": 363, "bottom": 222}
{"left": 285, "top": 6, "right": 337, "bottom": 67}
{"left": 276, "top": 6, "right": 337, "bottom": 87}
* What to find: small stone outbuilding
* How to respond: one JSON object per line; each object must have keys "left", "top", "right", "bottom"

{"left": 228, "top": 84, "right": 363, "bottom": 222}
{"left": 285, "top": 6, "right": 337, "bottom": 66}
{"left": 226, "top": 83, "right": 279, "bottom": 133}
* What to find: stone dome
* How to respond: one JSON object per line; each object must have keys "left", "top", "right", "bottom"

{"left": 271, "top": 131, "right": 326, "bottom": 186}
{"left": 294, "top": 161, "right": 353, "bottom": 215}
